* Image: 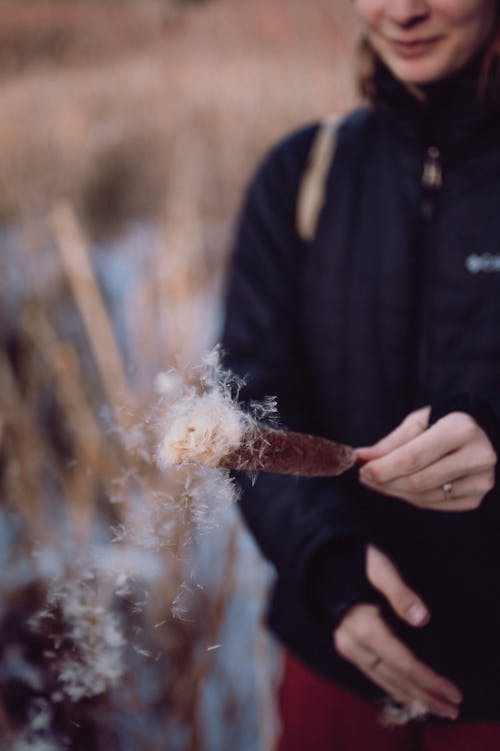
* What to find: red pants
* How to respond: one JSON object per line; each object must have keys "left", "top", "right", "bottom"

{"left": 276, "top": 653, "right": 500, "bottom": 751}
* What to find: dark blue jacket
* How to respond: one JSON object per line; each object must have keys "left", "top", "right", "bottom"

{"left": 222, "top": 62, "right": 500, "bottom": 721}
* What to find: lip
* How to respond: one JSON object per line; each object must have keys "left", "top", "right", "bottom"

{"left": 388, "top": 35, "right": 443, "bottom": 58}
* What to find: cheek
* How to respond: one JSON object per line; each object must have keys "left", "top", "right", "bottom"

{"left": 436, "top": 0, "right": 496, "bottom": 30}
{"left": 443, "top": 0, "right": 497, "bottom": 54}
{"left": 352, "top": 0, "right": 385, "bottom": 26}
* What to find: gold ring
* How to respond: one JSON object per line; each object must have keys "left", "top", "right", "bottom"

{"left": 369, "top": 655, "right": 382, "bottom": 671}
{"left": 442, "top": 482, "right": 454, "bottom": 500}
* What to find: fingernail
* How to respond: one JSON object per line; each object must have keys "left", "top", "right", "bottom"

{"left": 408, "top": 602, "right": 428, "bottom": 626}
{"left": 446, "top": 689, "right": 463, "bottom": 705}
{"left": 444, "top": 707, "right": 460, "bottom": 721}
{"left": 361, "top": 470, "right": 375, "bottom": 483}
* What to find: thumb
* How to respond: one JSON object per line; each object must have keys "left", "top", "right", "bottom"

{"left": 366, "top": 546, "right": 430, "bottom": 628}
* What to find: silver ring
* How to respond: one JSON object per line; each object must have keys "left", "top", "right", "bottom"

{"left": 442, "top": 482, "right": 454, "bottom": 500}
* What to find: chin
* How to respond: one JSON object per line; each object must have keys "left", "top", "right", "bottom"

{"left": 387, "top": 58, "right": 456, "bottom": 86}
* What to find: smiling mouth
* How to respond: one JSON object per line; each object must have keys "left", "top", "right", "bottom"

{"left": 388, "top": 36, "right": 443, "bottom": 57}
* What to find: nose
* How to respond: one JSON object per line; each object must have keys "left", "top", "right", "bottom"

{"left": 386, "top": 0, "right": 430, "bottom": 29}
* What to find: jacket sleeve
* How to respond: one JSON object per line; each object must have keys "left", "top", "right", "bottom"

{"left": 221, "top": 128, "right": 378, "bottom": 628}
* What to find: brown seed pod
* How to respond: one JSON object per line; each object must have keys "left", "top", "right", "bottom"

{"left": 219, "top": 425, "right": 355, "bottom": 477}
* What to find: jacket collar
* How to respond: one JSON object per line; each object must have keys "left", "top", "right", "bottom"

{"left": 374, "top": 53, "right": 500, "bottom": 157}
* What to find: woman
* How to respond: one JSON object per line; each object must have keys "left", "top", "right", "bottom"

{"left": 222, "top": 1, "right": 500, "bottom": 748}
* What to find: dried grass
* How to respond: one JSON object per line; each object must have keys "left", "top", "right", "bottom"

{"left": 0, "top": 0, "right": 357, "bottom": 249}
{"left": 0, "top": 2, "right": 358, "bottom": 747}
{"left": 0, "top": 198, "right": 279, "bottom": 749}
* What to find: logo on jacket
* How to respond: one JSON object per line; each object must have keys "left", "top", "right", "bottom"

{"left": 465, "top": 254, "right": 500, "bottom": 274}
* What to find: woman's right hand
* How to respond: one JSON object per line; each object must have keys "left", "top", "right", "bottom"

{"left": 332, "top": 546, "right": 463, "bottom": 720}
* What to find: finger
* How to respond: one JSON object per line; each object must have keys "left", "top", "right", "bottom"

{"left": 363, "top": 470, "right": 495, "bottom": 510}
{"left": 361, "top": 447, "right": 466, "bottom": 494}
{"left": 371, "top": 659, "right": 416, "bottom": 704}
{"left": 362, "top": 438, "right": 495, "bottom": 495}
{"left": 346, "top": 639, "right": 415, "bottom": 705}
{"left": 355, "top": 407, "right": 430, "bottom": 461}
{"left": 375, "top": 659, "right": 460, "bottom": 720}
{"left": 354, "top": 616, "right": 463, "bottom": 713}
{"left": 366, "top": 546, "right": 429, "bottom": 627}
{"left": 341, "top": 606, "right": 462, "bottom": 706}
{"left": 360, "top": 421, "right": 464, "bottom": 486}
{"left": 361, "top": 412, "right": 495, "bottom": 486}
{"left": 432, "top": 498, "right": 486, "bottom": 511}
{"left": 335, "top": 625, "right": 414, "bottom": 704}
{"left": 342, "top": 612, "right": 461, "bottom": 719}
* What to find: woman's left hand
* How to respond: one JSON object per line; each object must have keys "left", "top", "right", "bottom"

{"left": 356, "top": 407, "right": 497, "bottom": 511}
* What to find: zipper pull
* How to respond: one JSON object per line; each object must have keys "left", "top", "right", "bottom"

{"left": 421, "top": 146, "right": 442, "bottom": 190}
{"left": 421, "top": 146, "right": 442, "bottom": 219}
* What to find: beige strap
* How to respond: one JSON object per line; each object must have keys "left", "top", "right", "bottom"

{"left": 296, "top": 116, "right": 339, "bottom": 243}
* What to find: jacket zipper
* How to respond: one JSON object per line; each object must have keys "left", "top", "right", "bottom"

{"left": 421, "top": 146, "right": 443, "bottom": 219}
{"left": 413, "top": 146, "right": 443, "bottom": 404}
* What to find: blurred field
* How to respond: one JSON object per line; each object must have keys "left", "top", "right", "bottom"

{"left": 0, "top": 2, "right": 359, "bottom": 748}
{"left": 0, "top": 0, "right": 358, "bottom": 242}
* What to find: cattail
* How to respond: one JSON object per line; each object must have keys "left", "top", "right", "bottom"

{"left": 155, "top": 355, "right": 354, "bottom": 478}
{"left": 381, "top": 698, "right": 428, "bottom": 727}
{"left": 219, "top": 424, "right": 354, "bottom": 477}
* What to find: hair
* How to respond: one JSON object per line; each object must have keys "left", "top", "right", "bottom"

{"left": 481, "top": 17, "right": 500, "bottom": 89}
{"left": 357, "top": 7, "right": 500, "bottom": 105}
